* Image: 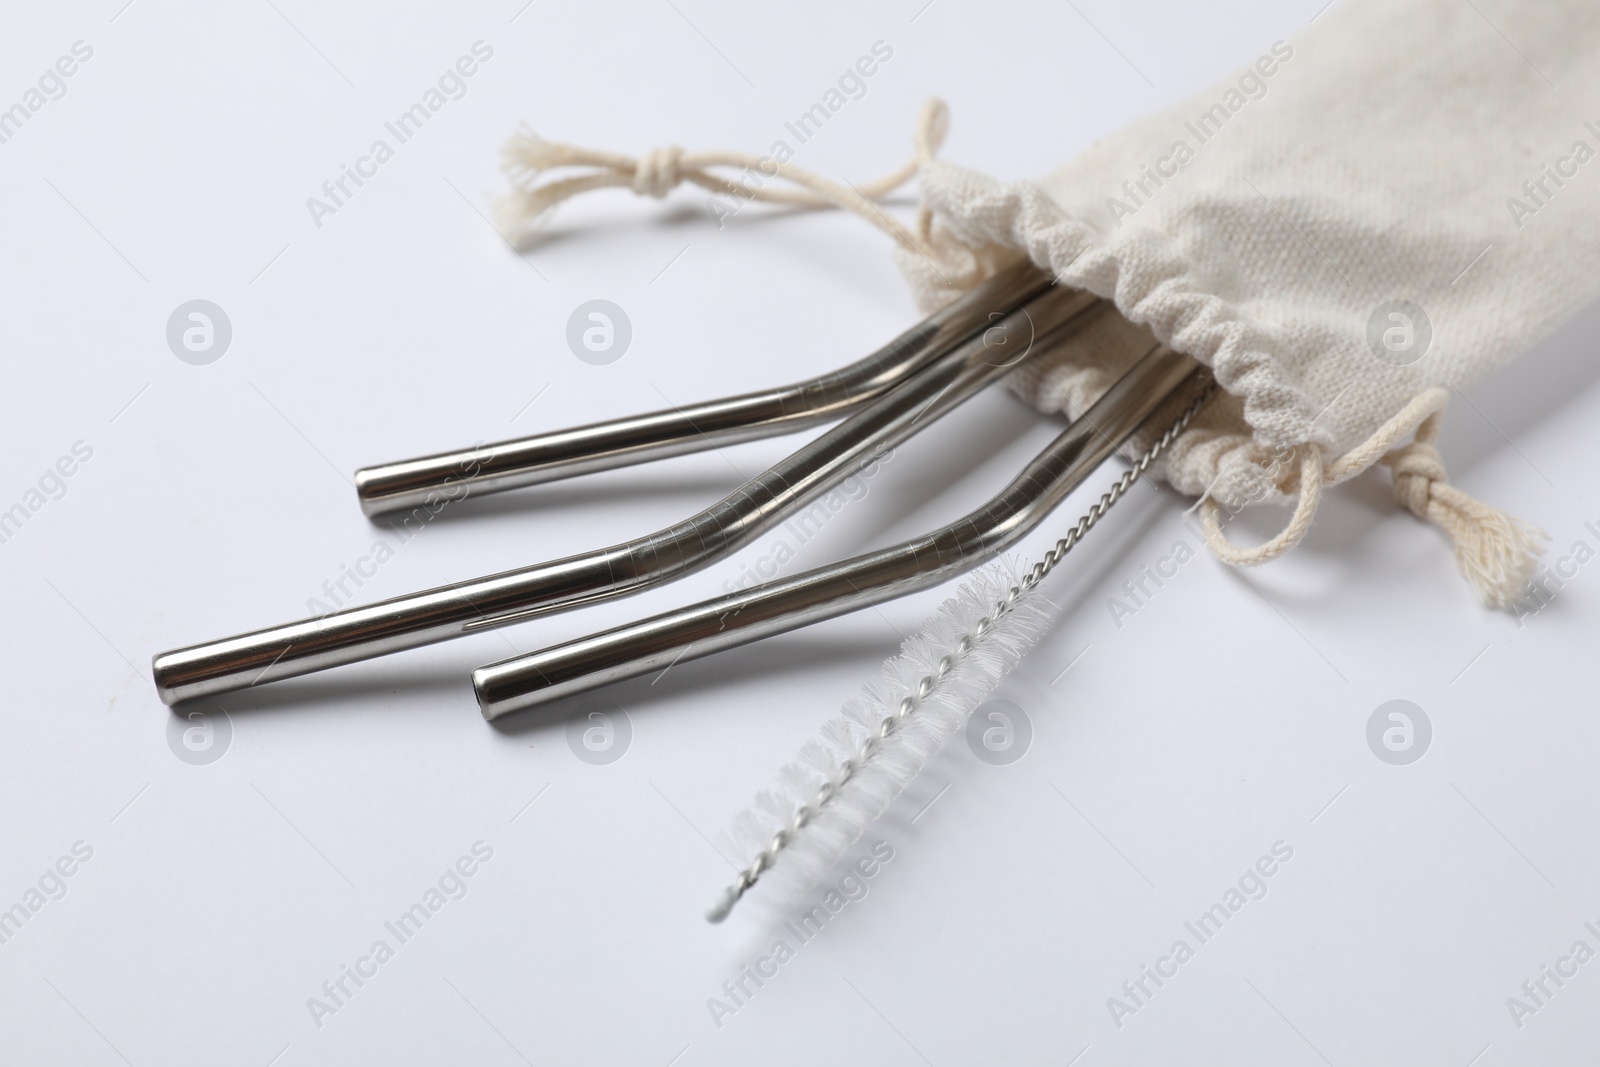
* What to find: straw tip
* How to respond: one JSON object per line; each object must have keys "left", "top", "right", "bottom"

{"left": 151, "top": 649, "right": 192, "bottom": 707}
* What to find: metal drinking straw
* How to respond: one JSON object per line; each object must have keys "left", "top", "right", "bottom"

{"left": 352, "top": 258, "right": 1056, "bottom": 518}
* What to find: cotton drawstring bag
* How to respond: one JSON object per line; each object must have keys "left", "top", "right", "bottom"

{"left": 498, "top": 0, "right": 1591, "bottom": 609}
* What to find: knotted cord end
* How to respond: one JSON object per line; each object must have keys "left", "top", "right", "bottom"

{"left": 1200, "top": 392, "right": 1545, "bottom": 611}
{"left": 1383, "top": 413, "right": 1547, "bottom": 610}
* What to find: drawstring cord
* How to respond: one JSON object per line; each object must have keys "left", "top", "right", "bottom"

{"left": 496, "top": 98, "right": 954, "bottom": 267}
{"left": 1199, "top": 388, "right": 1545, "bottom": 608}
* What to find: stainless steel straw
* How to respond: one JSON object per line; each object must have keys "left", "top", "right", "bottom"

{"left": 152, "top": 267, "right": 1101, "bottom": 704}
{"left": 353, "top": 258, "right": 1055, "bottom": 517}
{"left": 473, "top": 343, "right": 1208, "bottom": 719}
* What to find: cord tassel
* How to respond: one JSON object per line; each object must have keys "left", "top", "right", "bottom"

{"left": 1382, "top": 411, "right": 1546, "bottom": 609}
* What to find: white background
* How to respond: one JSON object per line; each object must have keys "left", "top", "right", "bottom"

{"left": 3, "top": 1, "right": 1598, "bottom": 1064}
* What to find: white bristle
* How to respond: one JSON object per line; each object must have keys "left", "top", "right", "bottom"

{"left": 715, "top": 560, "right": 1053, "bottom": 915}
{"left": 704, "top": 380, "right": 1215, "bottom": 922}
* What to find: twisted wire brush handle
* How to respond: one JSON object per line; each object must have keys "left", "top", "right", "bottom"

{"left": 1020, "top": 383, "right": 1217, "bottom": 589}
{"left": 709, "top": 380, "right": 1218, "bottom": 922}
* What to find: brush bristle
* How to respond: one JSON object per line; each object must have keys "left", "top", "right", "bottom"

{"left": 723, "top": 561, "right": 1053, "bottom": 906}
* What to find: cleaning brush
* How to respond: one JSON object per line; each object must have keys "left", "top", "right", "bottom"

{"left": 707, "top": 384, "right": 1213, "bottom": 922}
